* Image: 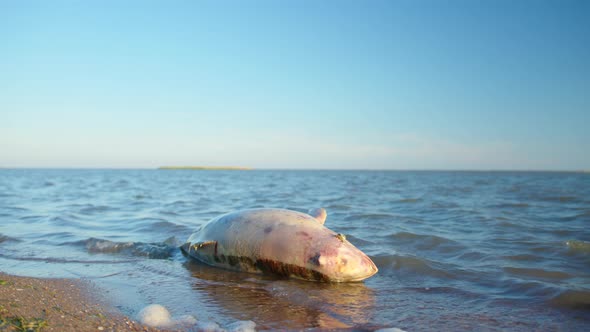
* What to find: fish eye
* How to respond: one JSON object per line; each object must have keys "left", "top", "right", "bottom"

{"left": 308, "top": 253, "right": 322, "bottom": 266}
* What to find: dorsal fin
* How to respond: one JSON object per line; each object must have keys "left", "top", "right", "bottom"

{"left": 308, "top": 208, "right": 327, "bottom": 225}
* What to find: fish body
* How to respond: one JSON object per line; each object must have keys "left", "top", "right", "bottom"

{"left": 181, "top": 208, "right": 377, "bottom": 282}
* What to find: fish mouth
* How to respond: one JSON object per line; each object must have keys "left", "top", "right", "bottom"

{"left": 335, "top": 257, "right": 379, "bottom": 282}
{"left": 353, "top": 261, "right": 379, "bottom": 282}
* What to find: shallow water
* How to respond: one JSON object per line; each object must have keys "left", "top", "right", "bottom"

{"left": 0, "top": 169, "right": 589, "bottom": 330}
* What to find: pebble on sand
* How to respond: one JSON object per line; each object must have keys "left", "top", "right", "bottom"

{"left": 137, "top": 304, "right": 172, "bottom": 327}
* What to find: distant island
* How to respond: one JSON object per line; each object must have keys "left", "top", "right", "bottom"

{"left": 158, "top": 166, "right": 253, "bottom": 170}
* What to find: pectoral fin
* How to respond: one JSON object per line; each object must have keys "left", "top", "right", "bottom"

{"left": 308, "top": 208, "right": 327, "bottom": 225}
{"left": 182, "top": 240, "right": 217, "bottom": 256}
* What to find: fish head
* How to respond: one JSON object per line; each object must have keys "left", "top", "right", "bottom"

{"left": 308, "top": 233, "right": 378, "bottom": 282}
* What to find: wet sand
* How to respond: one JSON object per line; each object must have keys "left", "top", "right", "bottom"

{"left": 0, "top": 273, "right": 174, "bottom": 332}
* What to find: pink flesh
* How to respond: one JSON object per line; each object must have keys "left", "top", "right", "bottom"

{"left": 183, "top": 209, "right": 378, "bottom": 282}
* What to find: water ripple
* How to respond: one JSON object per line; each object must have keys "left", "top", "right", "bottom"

{"left": 63, "top": 237, "right": 178, "bottom": 259}
{"left": 550, "top": 289, "right": 590, "bottom": 310}
{"left": 1, "top": 169, "right": 589, "bottom": 330}
{"left": 503, "top": 267, "right": 573, "bottom": 281}
{"left": 0, "top": 233, "right": 20, "bottom": 243}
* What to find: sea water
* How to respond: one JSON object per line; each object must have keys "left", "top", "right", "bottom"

{"left": 0, "top": 169, "right": 589, "bottom": 330}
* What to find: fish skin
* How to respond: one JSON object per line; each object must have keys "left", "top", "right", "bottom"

{"left": 181, "top": 208, "right": 378, "bottom": 282}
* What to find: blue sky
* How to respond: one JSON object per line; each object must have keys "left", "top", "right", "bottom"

{"left": 1, "top": 0, "right": 588, "bottom": 170}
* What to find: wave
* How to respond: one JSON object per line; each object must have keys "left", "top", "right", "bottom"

{"left": 344, "top": 213, "right": 395, "bottom": 222}
{"left": 136, "top": 220, "right": 191, "bottom": 234}
{"left": 430, "top": 201, "right": 460, "bottom": 209}
{"left": 49, "top": 215, "right": 79, "bottom": 226}
{"left": 79, "top": 204, "right": 115, "bottom": 215}
{"left": 388, "top": 231, "right": 448, "bottom": 242}
{"left": 497, "top": 221, "right": 527, "bottom": 229}
{"left": 453, "top": 251, "right": 489, "bottom": 262}
{"left": 164, "top": 200, "right": 195, "bottom": 208}
{"left": 372, "top": 254, "right": 458, "bottom": 279}
{"left": 498, "top": 279, "right": 559, "bottom": 300}
{"left": 3, "top": 206, "right": 29, "bottom": 213}
{"left": 324, "top": 204, "right": 352, "bottom": 210}
{"left": 491, "top": 202, "right": 530, "bottom": 209}
{"left": 159, "top": 210, "right": 180, "bottom": 216}
{"left": 0, "top": 252, "right": 136, "bottom": 264}
{"left": 321, "top": 196, "right": 349, "bottom": 204}
{"left": 387, "top": 231, "right": 463, "bottom": 252}
{"left": 371, "top": 254, "right": 398, "bottom": 269}
{"left": 502, "top": 254, "right": 544, "bottom": 262}
{"left": 19, "top": 215, "right": 45, "bottom": 221}
{"left": 397, "top": 198, "right": 422, "bottom": 203}
{"left": 344, "top": 234, "right": 374, "bottom": 246}
{"left": 503, "top": 267, "right": 573, "bottom": 280}
{"left": 556, "top": 211, "right": 590, "bottom": 222}
{"left": 550, "top": 289, "right": 590, "bottom": 310}
{"left": 63, "top": 237, "right": 179, "bottom": 259}
{"left": 541, "top": 195, "right": 580, "bottom": 203}
{"left": 0, "top": 233, "right": 20, "bottom": 244}
{"left": 393, "top": 256, "right": 455, "bottom": 279}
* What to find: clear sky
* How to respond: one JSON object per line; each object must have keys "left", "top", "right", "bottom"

{"left": 1, "top": 0, "right": 588, "bottom": 170}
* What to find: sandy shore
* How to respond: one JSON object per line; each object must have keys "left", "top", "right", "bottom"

{"left": 0, "top": 273, "right": 173, "bottom": 332}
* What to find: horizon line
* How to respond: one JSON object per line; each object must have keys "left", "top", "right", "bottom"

{"left": 0, "top": 166, "right": 588, "bottom": 173}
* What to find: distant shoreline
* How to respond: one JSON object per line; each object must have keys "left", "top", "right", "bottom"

{"left": 158, "top": 166, "right": 253, "bottom": 171}
{"left": 1, "top": 167, "right": 588, "bottom": 173}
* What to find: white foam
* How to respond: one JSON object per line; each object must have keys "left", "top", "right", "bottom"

{"left": 375, "top": 328, "right": 407, "bottom": 332}
{"left": 195, "top": 321, "right": 224, "bottom": 332}
{"left": 225, "top": 320, "right": 257, "bottom": 332}
{"left": 175, "top": 314, "right": 198, "bottom": 327}
{"left": 137, "top": 304, "right": 257, "bottom": 331}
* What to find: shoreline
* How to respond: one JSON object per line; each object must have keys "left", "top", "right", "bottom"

{"left": 157, "top": 166, "right": 252, "bottom": 171}
{"left": 0, "top": 272, "right": 172, "bottom": 332}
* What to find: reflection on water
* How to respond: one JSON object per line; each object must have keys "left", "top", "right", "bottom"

{"left": 184, "top": 259, "right": 375, "bottom": 329}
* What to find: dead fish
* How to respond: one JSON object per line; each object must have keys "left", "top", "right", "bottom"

{"left": 181, "top": 208, "right": 378, "bottom": 282}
